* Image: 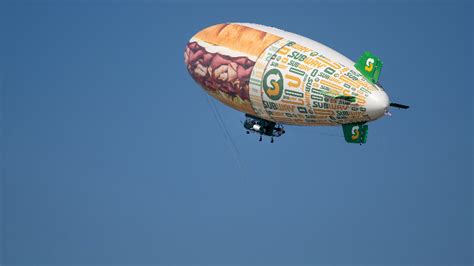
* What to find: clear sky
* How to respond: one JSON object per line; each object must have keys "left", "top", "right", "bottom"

{"left": 1, "top": 0, "right": 472, "bottom": 265}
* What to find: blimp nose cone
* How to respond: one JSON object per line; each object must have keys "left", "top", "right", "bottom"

{"left": 365, "top": 90, "right": 390, "bottom": 120}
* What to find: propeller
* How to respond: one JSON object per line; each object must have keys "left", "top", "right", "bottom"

{"left": 385, "top": 102, "right": 409, "bottom": 116}
{"left": 389, "top": 103, "right": 410, "bottom": 109}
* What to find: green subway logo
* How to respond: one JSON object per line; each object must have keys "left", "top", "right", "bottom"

{"left": 263, "top": 68, "right": 284, "bottom": 101}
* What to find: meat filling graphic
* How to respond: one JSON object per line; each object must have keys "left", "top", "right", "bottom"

{"left": 185, "top": 41, "right": 254, "bottom": 102}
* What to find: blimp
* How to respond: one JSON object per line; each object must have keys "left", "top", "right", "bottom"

{"left": 184, "top": 23, "right": 409, "bottom": 144}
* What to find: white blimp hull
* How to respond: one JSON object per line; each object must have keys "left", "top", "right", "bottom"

{"left": 185, "top": 23, "right": 403, "bottom": 144}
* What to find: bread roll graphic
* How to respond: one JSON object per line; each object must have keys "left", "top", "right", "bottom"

{"left": 184, "top": 24, "right": 281, "bottom": 115}
{"left": 194, "top": 24, "right": 281, "bottom": 58}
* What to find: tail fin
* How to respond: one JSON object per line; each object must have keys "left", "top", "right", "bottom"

{"left": 342, "top": 123, "right": 368, "bottom": 144}
{"left": 355, "top": 51, "right": 382, "bottom": 84}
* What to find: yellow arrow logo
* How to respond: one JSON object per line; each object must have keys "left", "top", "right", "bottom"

{"left": 365, "top": 58, "right": 375, "bottom": 72}
{"left": 267, "top": 81, "right": 281, "bottom": 97}
{"left": 351, "top": 126, "right": 360, "bottom": 140}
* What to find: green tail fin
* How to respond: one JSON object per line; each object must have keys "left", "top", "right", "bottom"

{"left": 342, "top": 123, "right": 368, "bottom": 144}
{"left": 354, "top": 51, "right": 382, "bottom": 84}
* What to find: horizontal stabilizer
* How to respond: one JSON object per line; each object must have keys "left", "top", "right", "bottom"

{"left": 335, "top": 95, "right": 356, "bottom": 103}
{"left": 390, "top": 103, "right": 410, "bottom": 109}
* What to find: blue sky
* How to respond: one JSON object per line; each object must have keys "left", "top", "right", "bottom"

{"left": 1, "top": 0, "right": 472, "bottom": 264}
